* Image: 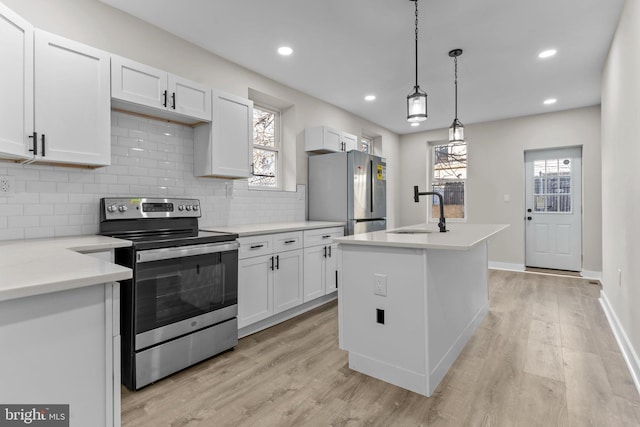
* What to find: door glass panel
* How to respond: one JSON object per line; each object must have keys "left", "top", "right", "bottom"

{"left": 531, "top": 157, "right": 572, "bottom": 213}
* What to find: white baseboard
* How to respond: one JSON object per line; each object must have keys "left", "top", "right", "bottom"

{"left": 488, "top": 262, "right": 525, "bottom": 272}
{"left": 582, "top": 270, "right": 603, "bottom": 281}
{"left": 599, "top": 290, "right": 640, "bottom": 396}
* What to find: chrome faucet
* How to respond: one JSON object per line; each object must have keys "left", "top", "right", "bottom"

{"left": 413, "top": 186, "right": 447, "bottom": 232}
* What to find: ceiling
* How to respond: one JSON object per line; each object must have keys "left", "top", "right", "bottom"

{"left": 100, "top": 0, "right": 624, "bottom": 136}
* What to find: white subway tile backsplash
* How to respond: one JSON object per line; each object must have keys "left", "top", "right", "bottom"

{"left": 0, "top": 111, "right": 305, "bottom": 241}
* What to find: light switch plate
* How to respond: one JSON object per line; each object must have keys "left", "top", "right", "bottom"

{"left": 374, "top": 273, "right": 387, "bottom": 297}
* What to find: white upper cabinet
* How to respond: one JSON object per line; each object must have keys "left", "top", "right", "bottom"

{"left": 33, "top": 30, "right": 111, "bottom": 166}
{"left": 0, "top": 4, "right": 110, "bottom": 167}
{"left": 194, "top": 90, "right": 253, "bottom": 178}
{"left": 0, "top": 3, "right": 33, "bottom": 160}
{"left": 111, "top": 55, "right": 211, "bottom": 122}
{"left": 305, "top": 126, "right": 357, "bottom": 153}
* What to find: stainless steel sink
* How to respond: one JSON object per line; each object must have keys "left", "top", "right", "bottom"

{"left": 387, "top": 229, "right": 432, "bottom": 234}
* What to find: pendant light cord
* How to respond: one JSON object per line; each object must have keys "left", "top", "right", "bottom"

{"left": 454, "top": 54, "right": 458, "bottom": 119}
{"left": 414, "top": 0, "right": 419, "bottom": 89}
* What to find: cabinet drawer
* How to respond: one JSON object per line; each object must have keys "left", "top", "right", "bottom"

{"left": 303, "top": 227, "right": 344, "bottom": 247}
{"left": 273, "top": 231, "right": 303, "bottom": 252}
{"left": 238, "top": 235, "right": 273, "bottom": 259}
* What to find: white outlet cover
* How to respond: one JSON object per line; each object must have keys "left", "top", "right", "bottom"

{"left": 0, "top": 176, "right": 14, "bottom": 194}
{"left": 374, "top": 273, "right": 387, "bottom": 297}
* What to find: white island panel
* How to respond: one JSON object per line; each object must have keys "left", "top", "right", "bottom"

{"left": 338, "top": 223, "right": 506, "bottom": 396}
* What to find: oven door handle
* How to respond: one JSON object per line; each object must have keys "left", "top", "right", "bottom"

{"left": 136, "top": 241, "right": 240, "bottom": 263}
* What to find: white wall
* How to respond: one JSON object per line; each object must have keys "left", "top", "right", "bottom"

{"left": 399, "top": 106, "right": 602, "bottom": 273}
{"left": 601, "top": 0, "right": 640, "bottom": 377}
{"left": 0, "top": 0, "right": 400, "bottom": 229}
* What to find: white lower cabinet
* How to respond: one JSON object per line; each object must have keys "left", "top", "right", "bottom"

{"left": 303, "top": 227, "right": 344, "bottom": 301}
{"left": 237, "top": 231, "right": 303, "bottom": 329}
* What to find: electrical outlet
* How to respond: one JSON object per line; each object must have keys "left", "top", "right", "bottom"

{"left": 0, "top": 176, "right": 14, "bottom": 195}
{"left": 374, "top": 273, "right": 387, "bottom": 296}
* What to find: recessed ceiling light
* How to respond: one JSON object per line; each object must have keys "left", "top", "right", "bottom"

{"left": 364, "top": 95, "right": 376, "bottom": 101}
{"left": 411, "top": 122, "right": 420, "bottom": 127}
{"left": 538, "top": 49, "right": 557, "bottom": 59}
{"left": 544, "top": 98, "right": 557, "bottom": 105}
{"left": 277, "top": 46, "right": 293, "bottom": 56}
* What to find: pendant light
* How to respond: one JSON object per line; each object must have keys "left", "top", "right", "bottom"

{"left": 448, "top": 49, "right": 464, "bottom": 142}
{"left": 407, "top": 0, "right": 427, "bottom": 123}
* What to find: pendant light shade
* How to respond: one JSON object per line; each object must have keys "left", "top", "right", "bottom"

{"left": 407, "top": 87, "right": 427, "bottom": 122}
{"left": 407, "top": 0, "right": 427, "bottom": 123}
{"left": 448, "top": 49, "right": 464, "bottom": 142}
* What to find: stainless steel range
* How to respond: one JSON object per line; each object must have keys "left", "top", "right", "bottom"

{"left": 99, "top": 197, "right": 239, "bottom": 390}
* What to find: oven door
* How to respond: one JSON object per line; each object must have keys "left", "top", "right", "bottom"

{"left": 133, "top": 241, "right": 239, "bottom": 350}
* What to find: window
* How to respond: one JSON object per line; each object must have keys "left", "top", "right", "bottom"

{"left": 249, "top": 105, "right": 280, "bottom": 188}
{"left": 360, "top": 136, "right": 372, "bottom": 154}
{"left": 430, "top": 141, "right": 467, "bottom": 220}
{"left": 533, "top": 158, "right": 572, "bottom": 213}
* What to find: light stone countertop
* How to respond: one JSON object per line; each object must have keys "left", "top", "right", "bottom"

{"left": 334, "top": 223, "right": 509, "bottom": 250}
{"left": 200, "top": 221, "right": 345, "bottom": 237}
{"left": 0, "top": 235, "right": 132, "bottom": 302}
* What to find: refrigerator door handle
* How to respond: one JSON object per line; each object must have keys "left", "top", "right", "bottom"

{"left": 370, "top": 159, "right": 374, "bottom": 213}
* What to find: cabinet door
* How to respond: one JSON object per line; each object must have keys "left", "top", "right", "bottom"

{"left": 303, "top": 246, "right": 326, "bottom": 302}
{"left": 111, "top": 55, "right": 167, "bottom": 111}
{"left": 34, "top": 30, "right": 110, "bottom": 166}
{"left": 195, "top": 90, "right": 252, "bottom": 178}
{"left": 273, "top": 249, "right": 303, "bottom": 314}
{"left": 0, "top": 3, "right": 32, "bottom": 160}
{"left": 238, "top": 254, "right": 273, "bottom": 328}
{"left": 324, "top": 243, "right": 339, "bottom": 294}
{"left": 324, "top": 127, "right": 342, "bottom": 152}
{"left": 169, "top": 74, "right": 211, "bottom": 121}
{"left": 341, "top": 132, "right": 358, "bottom": 152}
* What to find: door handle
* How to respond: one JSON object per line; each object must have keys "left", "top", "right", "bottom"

{"left": 28, "top": 131, "right": 38, "bottom": 156}
{"left": 270, "top": 256, "right": 274, "bottom": 270}
{"left": 275, "top": 255, "right": 279, "bottom": 270}
{"left": 527, "top": 216, "right": 532, "bottom": 221}
{"left": 162, "top": 90, "right": 168, "bottom": 107}
{"left": 41, "top": 134, "right": 46, "bottom": 157}
{"left": 323, "top": 246, "right": 327, "bottom": 258}
{"left": 328, "top": 246, "right": 332, "bottom": 257}
{"left": 171, "top": 92, "right": 176, "bottom": 109}
{"left": 527, "top": 208, "right": 532, "bottom": 213}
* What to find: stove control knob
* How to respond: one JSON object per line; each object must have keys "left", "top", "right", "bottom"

{"left": 178, "top": 205, "right": 184, "bottom": 211}
{"left": 118, "top": 205, "right": 128, "bottom": 213}
{"left": 107, "top": 205, "right": 117, "bottom": 213}
{"left": 185, "top": 205, "right": 192, "bottom": 211}
{"left": 193, "top": 205, "right": 199, "bottom": 211}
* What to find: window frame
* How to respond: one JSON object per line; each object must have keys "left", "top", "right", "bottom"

{"left": 428, "top": 140, "right": 468, "bottom": 223}
{"left": 249, "top": 104, "right": 281, "bottom": 190}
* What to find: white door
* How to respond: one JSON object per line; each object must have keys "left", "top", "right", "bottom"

{"left": 237, "top": 255, "right": 273, "bottom": 328}
{"left": 303, "top": 245, "right": 325, "bottom": 302}
{"left": 525, "top": 147, "right": 582, "bottom": 271}
{"left": 111, "top": 55, "right": 167, "bottom": 110}
{"left": 0, "top": 3, "right": 32, "bottom": 160}
{"left": 34, "top": 30, "right": 111, "bottom": 166}
{"left": 210, "top": 90, "right": 253, "bottom": 177}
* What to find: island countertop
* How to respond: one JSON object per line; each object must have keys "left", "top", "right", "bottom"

{"left": 334, "top": 223, "right": 509, "bottom": 250}
{"left": 0, "top": 235, "right": 132, "bottom": 302}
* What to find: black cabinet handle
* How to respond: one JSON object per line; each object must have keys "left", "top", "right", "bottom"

{"left": 250, "top": 244, "right": 264, "bottom": 249}
{"left": 328, "top": 246, "right": 332, "bottom": 257}
{"left": 171, "top": 92, "right": 176, "bottom": 109}
{"left": 284, "top": 239, "right": 296, "bottom": 244}
{"left": 28, "top": 132, "right": 38, "bottom": 156}
{"left": 323, "top": 246, "right": 327, "bottom": 258}
{"left": 162, "top": 90, "right": 168, "bottom": 107}
{"left": 322, "top": 235, "right": 331, "bottom": 239}
{"left": 527, "top": 208, "right": 532, "bottom": 213}
{"left": 276, "top": 255, "right": 279, "bottom": 270}
{"left": 527, "top": 216, "right": 532, "bottom": 221}
{"left": 41, "top": 134, "right": 45, "bottom": 157}
{"left": 270, "top": 256, "right": 274, "bottom": 270}
{"left": 335, "top": 270, "right": 338, "bottom": 289}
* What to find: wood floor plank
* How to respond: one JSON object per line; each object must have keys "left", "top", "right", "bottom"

{"left": 121, "top": 270, "right": 640, "bottom": 427}
{"left": 514, "top": 373, "right": 568, "bottom": 427}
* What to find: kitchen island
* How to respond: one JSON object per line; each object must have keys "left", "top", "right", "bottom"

{"left": 335, "top": 223, "right": 507, "bottom": 397}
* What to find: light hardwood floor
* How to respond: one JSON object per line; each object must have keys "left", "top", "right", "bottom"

{"left": 122, "top": 270, "right": 640, "bottom": 426}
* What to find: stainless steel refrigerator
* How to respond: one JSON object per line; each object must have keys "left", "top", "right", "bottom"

{"left": 308, "top": 151, "right": 386, "bottom": 235}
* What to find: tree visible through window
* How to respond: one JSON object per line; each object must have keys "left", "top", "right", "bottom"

{"left": 430, "top": 141, "right": 467, "bottom": 220}
{"left": 249, "top": 105, "right": 279, "bottom": 188}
